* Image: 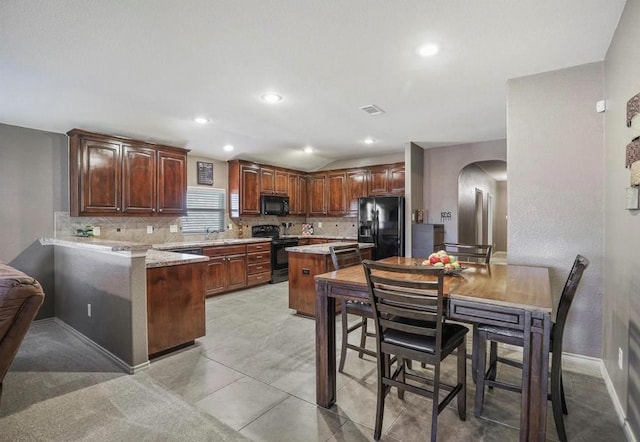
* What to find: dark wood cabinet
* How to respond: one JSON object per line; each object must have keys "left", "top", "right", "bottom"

{"left": 346, "top": 169, "right": 368, "bottom": 215}
{"left": 327, "top": 171, "right": 347, "bottom": 216}
{"left": 260, "top": 166, "right": 288, "bottom": 195}
{"left": 246, "top": 242, "right": 272, "bottom": 286}
{"left": 308, "top": 173, "right": 327, "bottom": 216}
{"left": 368, "top": 162, "right": 405, "bottom": 196}
{"left": 147, "top": 261, "right": 206, "bottom": 356}
{"left": 203, "top": 245, "right": 247, "bottom": 296}
{"left": 68, "top": 129, "right": 188, "bottom": 217}
{"left": 275, "top": 169, "right": 288, "bottom": 195}
{"left": 287, "top": 172, "right": 308, "bottom": 216}
{"left": 228, "top": 160, "right": 261, "bottom": 217}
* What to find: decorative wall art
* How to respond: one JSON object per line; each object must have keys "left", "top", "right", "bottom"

{"left": 197, "top": 161, "right": 214, "bottom": 185}
{"left": 625, "top": 92, "right": 640, "bottom": 209}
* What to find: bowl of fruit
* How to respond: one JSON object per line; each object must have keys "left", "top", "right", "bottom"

{"left": 420, "top": 250, "right": 465, "bottom": 274}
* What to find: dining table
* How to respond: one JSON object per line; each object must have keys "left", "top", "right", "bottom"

{"left": 314, "top": 256, "right": 552, "bottom": 442}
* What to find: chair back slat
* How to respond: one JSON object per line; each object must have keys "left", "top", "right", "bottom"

{"left": 553, "top": 255, "right": 590, "bottom": 344}
{"left": 329, "top": 244, "right": 362, "bottom": 270}
{"left": 363, "top": 260, "right": 446, "bottom": 357}
{"left": 434, "top": 242, "right": 492, "bottom": 264}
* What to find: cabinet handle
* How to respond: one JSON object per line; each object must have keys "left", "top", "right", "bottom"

{"left": 159, "top": 208, "right": 163, "bottom": 212}
{"left": 256, "top": 266, "right": 262, "bottom": 270}
{"left": 116, "top": 207, "right": 120, "bottom": 212}
{"left": 152, "top": 208, "right": 156, "bottom": 212}
{"left": 256, "top": 255, "right": 262, "bottom": 259}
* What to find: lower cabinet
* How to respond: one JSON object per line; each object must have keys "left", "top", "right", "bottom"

{"left": 288, "top": 245, "right": 372, "bottom": 317}
{"left": 246, "top": 242, "right": 272, "bottom": 286}
{"left": 147, "top": 261, "right": 206, "bottom": 356}
{"left": 203, "top": 245, "right": 247, "bottom": 296}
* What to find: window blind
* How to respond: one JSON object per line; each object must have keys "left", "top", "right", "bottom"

{"left": 181, "top": 186, "right": 226, "bottom": 234}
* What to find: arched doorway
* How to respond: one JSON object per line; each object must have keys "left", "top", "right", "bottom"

{"left": 457, "top": 160, "right": 507, "bottom": 253}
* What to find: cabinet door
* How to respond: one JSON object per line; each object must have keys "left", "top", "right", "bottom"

{"left": 157, "top": 149, "right": 187, "bottom": 215}
{"left": 240, "top": 163, "right": 261, "bottom": 215}
{"left": 80, "top": 137, "right": 122, "bottom": 214}
{"left": 122, "top": 144, "right": 156, "bottom": 214}
{"left": 346, "top": 169, "right": 368, "bottom": 216}
{"left": 308, "top": 174, "right": 327, "bottom": 215}
{"left": 389, "top": 164, "right": 405, "bottom": 195}
{"left": 227, "top": 254, "right": 247, "bottom": 291}
{"left": 288, "top": 173, "right": 300, "bottom": 214}
{"left": 368, "top": 165, "right": 389, "bottom": 195}
{"left": 299, "top": 175, "right": 309, "bottom": 215}
{"left": 205, "top": 256, "right": 227, "bottom": 296}
{"left": 260, "top": 166, "right": 275, "bottom": 194}
{"left": 327, "top": 171, "right": 347, "bottom": 216}
{"left": 275, "top": 169, "right": 288, "bottom": 195}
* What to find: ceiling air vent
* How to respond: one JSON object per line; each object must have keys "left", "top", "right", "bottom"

{"left": 359, "top": 104, "right": 385, "bottom": 116}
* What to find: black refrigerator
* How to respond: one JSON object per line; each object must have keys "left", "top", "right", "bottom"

{"left": 357, "top": 196, "right": 404, "bottom": 260}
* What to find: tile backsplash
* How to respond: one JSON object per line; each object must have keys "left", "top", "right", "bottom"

{"left": 54, "top": 212, "right": 358, "bottom": 244}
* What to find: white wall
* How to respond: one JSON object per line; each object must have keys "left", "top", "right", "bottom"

{"left": 603, "top": 0, "right": 640, "bottom": 432}
{"left": 507, "top": 62, "right": 604, "bottom": 358}
{"left": 424, "top": 139, "right": 506, "bottom": 242}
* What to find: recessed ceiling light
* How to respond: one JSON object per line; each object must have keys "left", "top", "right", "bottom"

{"left": 261, "top": 93, "right": 283, "bottom": 104}
{"left": 194, "top": 117, "right": 210, "bottom": 124}
{"left": 364, "top": 137, "right": 376, "bottom": 145}
{"left": 223, "top": 144, "right": 234, "bottom": 152}
{"left": 303, "top": 146, "right": 314, "bottom": 154}
{"left": 416, "top": 44, "right": 439, "bottom": 57}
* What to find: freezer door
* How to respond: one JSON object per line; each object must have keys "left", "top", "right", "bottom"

{"left": 374, "top": 196, "right": 404, "bottom": 259}
{"left": 357, "top": 197, "right": 375, "bottom": 244}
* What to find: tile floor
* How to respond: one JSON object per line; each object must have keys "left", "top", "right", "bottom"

{"left": 3, "top": 280, "right": 627, "bottom": 441}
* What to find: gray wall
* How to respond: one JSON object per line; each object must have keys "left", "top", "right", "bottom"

{"left": 0, "top": 123, "right": 68, "bottom": 319}
{"left": 457, "top": 164, "right": 499, "bottom": 246}
{"left": 424, "top": 139, "right": 507, "bottom": 242}
{"left": 507, "top": 62, "right": 605, "bottom": 358}
{"left": 603, "top": 0, "right": 640, "bottom": 433}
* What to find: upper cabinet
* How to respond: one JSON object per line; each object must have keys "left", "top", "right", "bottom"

{"left": 368, "top": 162, "right": 405, "bottom": 196}
{"left": 327, "top": 171, "right": 347, "bottom": 216}
{"left": 346, "top": 168, "right": 368, "bottom": 216}
{"left": 260, "top": 166, "right": 288, "bottom": 195}
{"left": 308, "top": 173, "right": 328, "bottom": 216}
{"left": 288, "top": 172, "right": 307, "bottom": 216}
{"left": 228, "top": 160, "right": 261, "bottom": 217}
{"left": 68, "top": 129, "right": 188, "bottom": 217}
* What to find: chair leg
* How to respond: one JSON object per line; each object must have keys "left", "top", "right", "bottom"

{"left": 374, "top": 353, "right": 389, "bottom": 440}
{"left": 397, "top": 358, "right": 406, "bottom": 400}
{"left": 551, "top": 350, "right": 568, "bottom": 442}
{"left": 457, "top": 340, "right": 467, "bottom": 421}
{"left": 474, "top": 331, "right": 488, "bottom": 417}
{"left": 338, "top": 302, "right": 349, "bottom": 373}
{"left": 472, "top": 324, "right": 479, "bottom": 383}
{"left": 560, "top": 374, "right": 568, "bottom": 414}
{"left": 431, "top": 362, "right": 441, "bottom": 442}
{"left": 358, "top": 317, "right": 368, "bottom": 358}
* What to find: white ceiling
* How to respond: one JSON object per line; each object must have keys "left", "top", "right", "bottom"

{"left": 0, "top": 1, "right": 625, "bottom": 171}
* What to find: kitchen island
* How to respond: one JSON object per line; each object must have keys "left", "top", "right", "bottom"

{"left": 286, "top": 241, "right": 374, "bottom": 317}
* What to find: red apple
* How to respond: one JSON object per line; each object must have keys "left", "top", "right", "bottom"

{"left": 440, "top": 255, "right": 450, "bottom": 264}
{"left": 429, "top": 255, "right": 441, "bottom": 264}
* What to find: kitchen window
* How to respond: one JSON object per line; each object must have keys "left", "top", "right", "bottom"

{"left": 181, "top": 186, "right": 226, "bottom": 234}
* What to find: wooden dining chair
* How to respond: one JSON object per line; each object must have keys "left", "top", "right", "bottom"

{"left": 328, "top": 244, "right": 376, "bottom": 373}
{"left": 473, "top": 254, "right": 589, "bottom": 442}
{"left": 434, "top": 242, "right": 493, "bottom": 264}
{"left": 362, "top": 260, "right": 468, "bottom": 441}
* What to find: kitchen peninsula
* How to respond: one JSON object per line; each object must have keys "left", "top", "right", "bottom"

{"left": 286, "top": 241, "right": 374, "bottom": 317}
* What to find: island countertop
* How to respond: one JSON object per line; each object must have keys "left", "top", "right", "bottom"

{"left": 145, "top": 249, "right": 209, "bottom": 268}
{"left": 153, "top": 237, "right": 271, "bottom": 250}
{"left": 285, "top": 241, "right": 374, "bottom": 255}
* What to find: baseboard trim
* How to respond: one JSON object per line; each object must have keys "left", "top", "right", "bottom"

{"left": 601, "top": 361, "right": 637, "bottom": 442}
{"left": 53, "top": 318, "right": 150, "bottom": 374}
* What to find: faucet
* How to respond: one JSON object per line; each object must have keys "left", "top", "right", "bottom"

{"left": 205, "top": 227, "right": 218, "bottom": 240}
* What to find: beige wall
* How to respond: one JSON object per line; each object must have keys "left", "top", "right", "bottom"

{"left": 604, "top": 0, "right": 640, "bottom": 433}
{"left": 507, "top": 62, "right": 605, "bottom": 358}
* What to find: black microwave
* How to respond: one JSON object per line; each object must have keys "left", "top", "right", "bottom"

{"left": 261, "top": 195, "right": 290, "bottom": 216}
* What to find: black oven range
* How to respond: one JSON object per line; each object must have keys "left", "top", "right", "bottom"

{"left": 251, "top": 224, "right": 298, "bottom": 283}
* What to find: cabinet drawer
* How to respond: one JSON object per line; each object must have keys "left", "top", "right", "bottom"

{"left": 247, "top": 251, "right": 271, "bottom": 263}
{"left": 247, "top": 271, "right": 271, "bottom": 286}
{"left": 247, "top": 242, "right": 271, "bottom": 253}
{"left": 203, "top": 245, "right": 246, "bottom": 257}
{"left": 247, "top": 262, "right": 271, "bottom": 275}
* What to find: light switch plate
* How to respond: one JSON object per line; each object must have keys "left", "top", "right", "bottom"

{"left": 169, "top": 225, "right": 178, "bottom": 233}
{"left": 147, "top": 226, "right": 154, "bottom": 234}
{"left": 93, "top": 226, "right": 101, "bottom": 236}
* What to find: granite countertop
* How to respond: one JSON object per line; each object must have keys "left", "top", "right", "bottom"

{"left": 153, "top": 238, "right": 271, "bottom": 250}
{"left": 280, "top": 235, "right": 357, "bottom": 240}
{"left": 285, "top": 241, "right": 374, "bottom": 255}
{"left": 145, "top": 249, "right": 209, "bottom": 268}
{"left": 40, "top": 237, "right": 152, "bottom": 253}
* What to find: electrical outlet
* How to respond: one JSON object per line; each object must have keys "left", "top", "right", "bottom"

{"left": 147, "top": 226, "right": 154, "bottom": 234}
{"left": 318, "top": 222, "right": 323, "bottom": 228}
{"left": 228, "top": 224, "right": 233, "bottom": 230}
{"left": 169, "top": 225, "right": 178, "bottom": 233}
{"left": 619, "top": 348, "right": 624, "bottom": 370}
{"left": 93, "top": 226, "right": 101, "bottom": 236}
{"left": 87, "top": 304, "right": 92, "bottom": 318}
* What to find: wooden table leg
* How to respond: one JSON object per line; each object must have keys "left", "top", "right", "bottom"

{"left": 315, "top": 280, "right": 336, "bottom": 408}
{"left": 520, "top": 310, "right": 551, "bottom": 441}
